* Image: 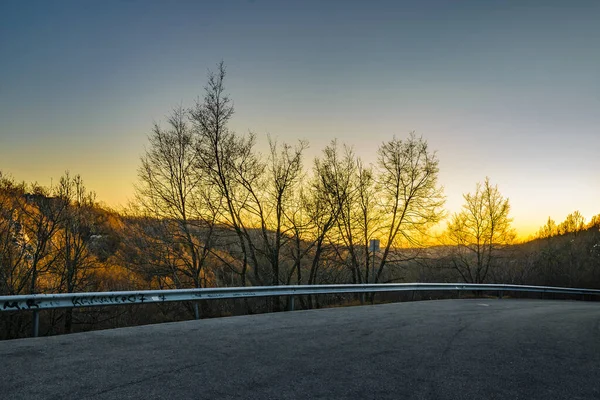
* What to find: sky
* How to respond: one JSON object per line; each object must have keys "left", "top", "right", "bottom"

{"left": 1, "top": 0, "right": 599, "bottom": 238}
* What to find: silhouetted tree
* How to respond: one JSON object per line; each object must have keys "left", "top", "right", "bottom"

{"left": 374, "top": 134, "right": 445, "bottom": 283}
{"left": 446, "top": 177, "right": 515, "bottom": 283}
{"left": 259, "top": 137, "right": 307, "bottom": 287}
{"left": 53, "top": 173, "right": 97, "bottom": 332}
{"left": 191, "top": 62, "right": 263, "bottom": 288}
{"left": 136, "top": 106, "right": 218, "bottom": 289}
{"left": 313, "top": 141, "right": 362, "bottom": 284}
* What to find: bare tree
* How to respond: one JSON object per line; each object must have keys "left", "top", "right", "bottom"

{"left": 0, "top": 176, "right": 67, "bottom": 297}
{"left": 191, "top": 62, "right": 263, "bottom": 288}
{"left": 558, "top": 211, "right": 586, "bottom": 236}
{"left": 136, "top": 106, "right": 218, "bottom": 289}
{"left": 537, "top": 217, "right": 558, "bottom": 239}
{"left": 312, "top": 141, "right": 360, "bottom": 284}
{"left": 0, "top": 174, "right": 29, "bottom": 296}
{"left": 0, "top": 174, "right": 31, "bottom": 338}
{"left": 446, "top": 177, "right": 515, "bottom": 283}
{"left": 19, "top": 184, "right": 66, "bottom": 294}
{"left": 355, "top": 159, "right": 381, "bottom": 283}
{"left": 374, "top": 133, "right": 445, "bottom": 283}
{"left": 297, "top": 180, "right": 334, "bottom": 290}
{"left": 254, "top": 138, "right": 307, "bottom": 286}
{"left": 54, "top": 173, "right": 97, "bottom": 333}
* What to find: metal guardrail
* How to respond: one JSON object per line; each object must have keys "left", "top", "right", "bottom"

{"left": 2, "top": 283, "right": 600, "bottom": 337}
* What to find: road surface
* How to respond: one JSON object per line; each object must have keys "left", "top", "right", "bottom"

{"left": 2, "top": 299, "right": 599, "bottom": 399}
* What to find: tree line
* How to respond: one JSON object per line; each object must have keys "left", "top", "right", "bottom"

{"left": 130, "top": 62, "right": 446, "bottom": 296}
{"left": 1, "top": 63, "right": 598, "bottom": 338}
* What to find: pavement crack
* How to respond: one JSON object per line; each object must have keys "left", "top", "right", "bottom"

{"left": 441, "top": 319, "right": 475, "bottom": 357}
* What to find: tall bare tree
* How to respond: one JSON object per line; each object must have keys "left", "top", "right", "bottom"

{"left": 374, "top": 133, "right": 445, "bottom": 283}
{"left": 54, "top": 173, "right": 97, "bottom": 297}
{"left": 191, "top": 62, "right": 263, "bottom": 288}
{"left": 136, "top": 106, "right": 218, "bottom": 289}
{"left": 446, "top": 177, "right": 515, "bottom": 283}
{"left": 312, "top": 141, "right": 361, "bottom": 283}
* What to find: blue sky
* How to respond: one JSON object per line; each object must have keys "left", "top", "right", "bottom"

{"left": 1, "top": 0, "right": 599, "bottom": 235}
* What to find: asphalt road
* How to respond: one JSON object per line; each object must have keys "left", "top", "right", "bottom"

{"left": 1, "top": 299, "right": 599, "bottom": 399}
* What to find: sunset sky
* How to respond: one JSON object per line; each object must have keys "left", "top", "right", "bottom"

{"left": 1, "top": 0, "right": 599, "bottom": 238}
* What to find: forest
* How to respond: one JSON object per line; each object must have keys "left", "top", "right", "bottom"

{"left": 1, "top": 64, "right": 599, "bottom": 339}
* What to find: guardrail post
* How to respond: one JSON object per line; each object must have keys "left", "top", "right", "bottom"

{"left": 193, "top": 303, "right": 200, "bottom": 320}
{"left": 289, "top": 295, "right": 295, "bottom": 311}
{"left": 498, "top": 291, "right": 503, "bottom": 299}
{"left": 32, "top": 310, "right": 40, "bottom": 338}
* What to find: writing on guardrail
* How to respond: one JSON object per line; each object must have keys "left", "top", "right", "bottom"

{"left": 72, "top": 294, "right": 164, "bottom": 306}
{"left": 2, "top": 294, "right": 168, "bottom": 311}
{"left": 3, "top": 299, "right": 41, "bottom": 311}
